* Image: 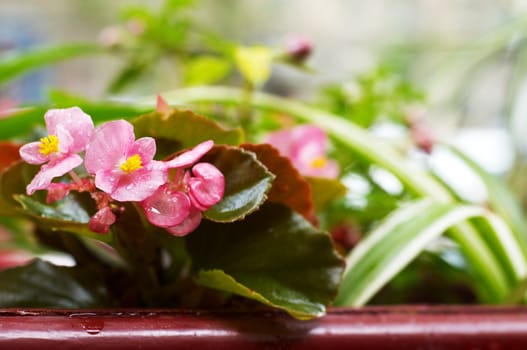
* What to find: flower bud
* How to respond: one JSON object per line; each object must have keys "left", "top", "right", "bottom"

{"left": 89, "top": 207, "right": 116, "bottom": 234}
{"left": 285, "top": 35, "right": 312, "bottom": 63}
{"left": 46, "top": 183, "right": 70, "bottom": 204}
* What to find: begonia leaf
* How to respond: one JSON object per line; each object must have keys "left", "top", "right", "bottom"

{"left": 0, "top": 162, "right": 110, "bottom": 242}
{"left": 241, "top": 143, "right": 314, "bottom": 220}
{"left": 0, "top": 161, "right": 38, "bottom": 216}
{"left": 13, "top": 195, "right": 110, "bottom": 243}
{"left": 132, "top": 108, "right": 243, "bottom": 158}
{"left": 0, "top": 259, "right": 109, "bottom": 307}
{"left": 201, "top": 145, "right": 274, "bottom": 222}
{"left": 0, "top": 141, "right": 21, "bottom": 172}
{"left": 186, "top": 203, "right": 344, "bottom": 319}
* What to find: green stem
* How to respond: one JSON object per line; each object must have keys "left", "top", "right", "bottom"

{"left": 138, "top": 86, "right": 512, "bottom": 302}
{"left": 238, "top": 80, "right": 255, "bottom": 130}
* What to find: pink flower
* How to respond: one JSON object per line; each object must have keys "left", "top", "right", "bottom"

{"left": 264, "top": 125, "right": 339, "bottom": 178}
{"left": 19, "top": 107, "right": 94, "bottom": 194}
{"left": 141, "top": 141, "right": 225, "bottom": 236}
{"left": 84, "top": 120, "right": 167, "bottom": 202}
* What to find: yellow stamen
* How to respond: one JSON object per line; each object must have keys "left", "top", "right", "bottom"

{"left": 38, "top": 135, "right": 59, "bottom": 156}
{"left": 310, "top": 156, "right": 328, "bottom": 169}
{"left": 120, "top": 154, "right": 143, "bottom": 173}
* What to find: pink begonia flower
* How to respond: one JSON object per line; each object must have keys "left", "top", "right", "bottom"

{"left": 84, "top": 120, "right": 167, "bottom": 202}
{"left": 19, "top": 107, "right": 94, "bottom": 194}
{"left": 264, "top": 125, "right": 339, "bottom": 178}
{"left": 141, "top": 141, "right": 225, "bottom": 236}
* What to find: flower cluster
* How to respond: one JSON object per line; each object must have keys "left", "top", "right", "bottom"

{"left": 19, "top": 107, "right": 224, "bottom": 236}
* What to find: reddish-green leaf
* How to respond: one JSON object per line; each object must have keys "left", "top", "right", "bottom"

{"left": 0, "top": 142, "right": 21, "bottom": 172}
{"left": 241, "top": 143, "right": 314, "bottom": 220}
{"left": 132, "top": 108, "right": 243, "bottom": 158}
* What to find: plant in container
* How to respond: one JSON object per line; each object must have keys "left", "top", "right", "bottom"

{"left": 1, "top": 1, "right": 527, "bottom": 348}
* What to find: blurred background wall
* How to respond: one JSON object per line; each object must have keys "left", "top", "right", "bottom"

{"left": 2, "top": 0, "right": 527, "bottom": 179}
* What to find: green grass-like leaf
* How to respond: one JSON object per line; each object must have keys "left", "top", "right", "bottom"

{"left": 0, "top": 44, "right": 103, "bottom": 87}
{"left": 448, "top": 146, "right": 527, "bottom": 258}
{"left": 335, "top": 199, "right": 527, "bottom": 306}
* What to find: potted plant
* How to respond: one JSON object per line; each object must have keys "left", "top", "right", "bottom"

{"left": 1, "top": 1, "right": 527, "bottom": 348}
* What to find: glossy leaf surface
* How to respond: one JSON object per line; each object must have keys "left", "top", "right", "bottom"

{"left": 187, "top": 203, "right": 344, "bottom": 319}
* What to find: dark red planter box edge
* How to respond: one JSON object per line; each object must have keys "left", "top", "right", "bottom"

{"left": 0, "top": 305, "right": 526, "bottom": 349}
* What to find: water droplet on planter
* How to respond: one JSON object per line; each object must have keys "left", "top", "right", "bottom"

{"left": 80, "top": 319, "right": 105, "bottom": 335}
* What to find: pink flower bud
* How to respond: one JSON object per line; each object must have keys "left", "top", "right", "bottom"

{"left": 141, "top": 141, "right": 225, "bottom": 236}
{"left": 285, "top": 35, "right": 312, "bottom": 62}
{"left": 46, "top": 183, "right": 70, "bottom": 204}
{"left": 89, "top": 207, "right": 116, "bottom": 234}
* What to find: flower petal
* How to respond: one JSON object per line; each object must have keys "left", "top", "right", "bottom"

{"left": 165, "top": 207, "right": 202, "bottom": 237}
{"left": 26, "top": 154, "right": 83, "bottom": 195}
{"left": 44, "top": 107, "right": 94, "bottom": 153}
{"left": 85, "top": 120, "right": 134, "bottom": 174}
{"left": 109, "top": 164, "right": 166, "bottom": 202}
{"left": 142, "top": 185, "right": 191, "bottom": 227}
{"left": 188, "top": 163, "right": 225, "bottom": 209}
{"left": 94, "top": 169, "right": 121, "bottom": 195}
{"left": 165, "top": 140, "right": 214, "bottom": 169}
{"left": 19, "top": 141, "right": 48, "bottom": 165}
{"left": 55, "top": 123, "right": 74, "bottom": 155}
{"left": 265, "top": 124, "right": 339, "bottom": 179}
{"left": 129, "top": 137, "right": 156, "bottom": 163}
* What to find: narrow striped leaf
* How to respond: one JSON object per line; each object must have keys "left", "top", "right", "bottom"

{"left": 335, "top": 200, "right": 509, "bottom": 306}
{"left": 448, "top": 146, "right": 527, "bottom": 258}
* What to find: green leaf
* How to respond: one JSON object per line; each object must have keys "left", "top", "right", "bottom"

{"left": 187, "top": 203, "right": 344, "bottom": 320}
{"left": 202, "top": 146, "right": 274, "bottom": 222}
{"left": 0, "top": 162, "right": 109, "bottom": 242}
{"left": 448, "top": 146, "right": 527, "bottom": 258}
{"left": 335, "top": 199, "right": 515, "bottom": 306}
{"left": 0, "top": 98, "right": 147, "bottom": 141}
{"left": 132, "top": 108, "right": 243, "bottom": 158}
{"left": 469, "top": 214, "right": 527, "bottom": 288}
{"left": 0, "top": 44, "right": 102, "bottom": 87}
{"left": 107, "top": 62, "right": 149, "bottom": 94}
{"left": 0, "top": 259, "right": 109, "bottom": 307}
{"left": 184, "top": 56, "right": 231, "bottom": 86}
{"left": 14, "top": 195, "right": 111, "bottom": 243}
